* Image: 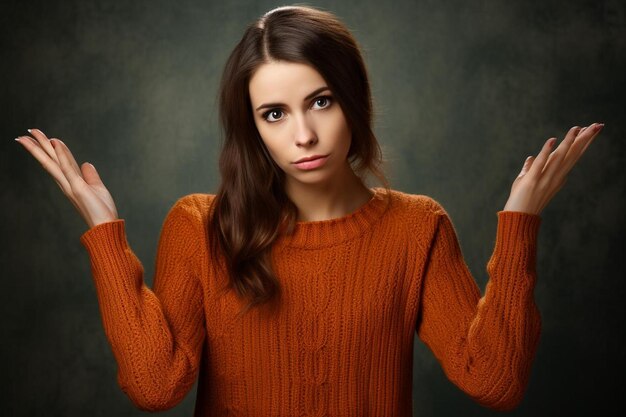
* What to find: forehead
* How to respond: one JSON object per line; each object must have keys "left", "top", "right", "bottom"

{"left": 249, "top": 61, "right": 326, "bottom": 102}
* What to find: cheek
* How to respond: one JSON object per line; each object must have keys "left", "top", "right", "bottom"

{"left": 324, "top": 110, "right": 351, "bottom": 147}
{"left": 258, "top": 132, "right": 285, "bottom": 164}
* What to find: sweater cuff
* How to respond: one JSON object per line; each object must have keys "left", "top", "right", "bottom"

{"left": 495, "top": 211, "right": 542, "bottom": 244}
{"left": 80, "top": 219, "right": 129, "bottom": 259}
{"left": 487, "top": 211, "right": 542, "bottom": 284}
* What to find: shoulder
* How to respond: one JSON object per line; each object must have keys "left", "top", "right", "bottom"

{"left": 380, "top": 189, "right": 452, "bottom": 255}
{"left": 379, "top": 189, "right": 452, "bottom": 243}
{"left": 385, "top": 189, "right": 448, "bottom": 218}
{"left": 169, "top": 193, "right": 217, "bottom": 226}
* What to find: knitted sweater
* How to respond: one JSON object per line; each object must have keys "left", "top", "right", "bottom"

{"left": 79, "top": 187, "right": 542, "bottom": 416}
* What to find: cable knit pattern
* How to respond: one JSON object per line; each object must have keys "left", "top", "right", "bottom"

{"left": 79, "top": 187, "right": 542, "bottom": 415}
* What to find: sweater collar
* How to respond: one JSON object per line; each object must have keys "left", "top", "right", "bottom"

{"left": 277, "top": 187, "right": 391, "bottom": 249}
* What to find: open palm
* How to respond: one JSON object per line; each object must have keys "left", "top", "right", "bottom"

{"left": 503, "top": 122, "right": 604, "bottom": 215}
{"left": 15, "top": 128, "right": 119, "bottom": 228}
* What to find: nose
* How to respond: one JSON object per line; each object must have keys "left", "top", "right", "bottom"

{"left": 294, "top": 114, "right": 317, "bottom": 147}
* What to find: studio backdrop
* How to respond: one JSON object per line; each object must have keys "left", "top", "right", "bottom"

{"left": 2, "top": 0, "right": 624, "bottom": 416}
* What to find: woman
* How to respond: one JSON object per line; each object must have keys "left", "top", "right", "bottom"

{"left": 15, "top": 4, "right": 604, "bottom": 416}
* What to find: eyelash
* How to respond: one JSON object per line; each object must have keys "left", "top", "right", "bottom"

{"left": 261, "top": 95, "right": 334, "bottom": 123}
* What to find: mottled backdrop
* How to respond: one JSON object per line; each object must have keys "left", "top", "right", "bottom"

{"left": 2, "top": 0, "right": 624, "bottom": 416}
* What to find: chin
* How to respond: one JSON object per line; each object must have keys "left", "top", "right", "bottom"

{"left": 285, "top": 168, "right": 334, "bottom": 186}
{"left": 291, "top": 170, "right": 329, "bottom": 181}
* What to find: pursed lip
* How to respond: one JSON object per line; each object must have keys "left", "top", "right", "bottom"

{"left": 292, "top": 154, "right": 328, "bottom": 164}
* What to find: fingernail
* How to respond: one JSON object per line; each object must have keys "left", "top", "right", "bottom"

{"left": 594, "top": 123, "right": 604, "bottom": 133}
{"left": 14, "top": 137, "right": 20, "bottom": 142}
{"left": 27, "top": 129, "right": 32, "bottom": 133}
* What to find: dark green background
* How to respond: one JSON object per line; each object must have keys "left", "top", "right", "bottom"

{"left": 3, "top": 0, "right": 625, "bottom": 415}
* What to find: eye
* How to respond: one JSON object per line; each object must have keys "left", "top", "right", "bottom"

{"left": 312, "top": 95, "right": 333, "bottom": 110}
{"left": 262, "top": 96, "right": 333, "bottom": 123}
{"left": 263, "top": 109, "right": 283, "bottom": 123}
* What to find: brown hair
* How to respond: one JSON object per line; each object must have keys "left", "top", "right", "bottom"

{"left": 208, "top": 4, "right": 392, "bottom": 317}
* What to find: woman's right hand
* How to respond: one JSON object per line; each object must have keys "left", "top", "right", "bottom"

{"left": 15, "top": 128, "right": 119, "bottom": 229}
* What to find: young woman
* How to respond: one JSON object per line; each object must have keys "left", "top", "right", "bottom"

{"left": 15, "top": 4, "right": 604, "bottom": 416}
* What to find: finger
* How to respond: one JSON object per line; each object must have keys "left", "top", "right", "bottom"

{"left": 52, "top": 140, "right": 85, "bottom": 189}
{"left": 15, "top": 135, "right": 72, "bottom": 192}
{"left": 580, "top": 123, "right": 604, "bottom": 154}
{"left": 81, "top": 162, "right": 104, "bottom": 187}
{"left": 518, "top": 156, "right": 534, "bottom": 178}
{"left": 27, "top": 128, "right": 60, "bottom": 165}
{"left": 55, "top": 140, "right": 82, "bottom": 177}
{"left": 50, "top": 138, "right": 82, "bottom": 176}
{"left": 541, "top": 125, "right": 581, "bottom": 178}
{"left": 18, "top": 135, "right": 41, "bottom": 148}
{"left": 528, "top": 136, "right": 556, "bottom": 179}
{"left": 17, "top": 133, "right": 56, "bottom": 161}
{"left": 562, "top": 122, "right": 603, "bottom": 173}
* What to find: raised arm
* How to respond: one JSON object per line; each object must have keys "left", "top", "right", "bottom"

{"left": 80, "top": 197, "right": 206, "bottom": 411}
{"left": 15, "top": 128, "right": 206, "bottom": 410}
{"left": 415, "top": 206, "right": 542, "bottom": 411}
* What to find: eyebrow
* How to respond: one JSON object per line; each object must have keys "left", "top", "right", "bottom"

{"left": 254, "top": 86, "right": 331, "bottom": 111}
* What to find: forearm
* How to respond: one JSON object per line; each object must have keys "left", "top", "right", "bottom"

{"left": 417, "top": 210, "right": 542, "bottom": 411}
{"left": 81, "top": 219, "right": 205, "bottom": 411}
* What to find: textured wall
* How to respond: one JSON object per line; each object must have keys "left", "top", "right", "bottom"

{"left": 3, "top": 0, "right": 624, "bottom": 415}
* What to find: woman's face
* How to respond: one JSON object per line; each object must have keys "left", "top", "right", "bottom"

{"left": 249, "top": 61, "right": 352, "bottom": 188}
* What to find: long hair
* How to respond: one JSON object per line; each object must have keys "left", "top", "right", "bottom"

{"left": 208, "top": 4, "right": 392, "bottom": 318}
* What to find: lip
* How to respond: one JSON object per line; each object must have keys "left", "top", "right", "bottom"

{"left": 293, "top": 154, "right": 328, "bottom": 164}
{"left": 292, "top": 154, "right": 329, "bottom": 170}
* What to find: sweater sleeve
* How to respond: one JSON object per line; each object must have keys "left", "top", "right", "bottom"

{"left": 79, "top": 197, "right": 206, "bottom": 412}
{"left": 415, "top": 206, "right": 542, "bottom": 412}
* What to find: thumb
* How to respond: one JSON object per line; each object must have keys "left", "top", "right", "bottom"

{"left": 81, "top": 162, "right": 103, "bottom": 186}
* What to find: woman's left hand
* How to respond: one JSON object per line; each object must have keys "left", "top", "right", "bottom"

{"left": 502, "top": 122, "right": 605, "bottom": 216}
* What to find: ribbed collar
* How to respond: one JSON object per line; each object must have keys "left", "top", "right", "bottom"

{"left": 276, "top": 187, "right": 391, "bottom": 249}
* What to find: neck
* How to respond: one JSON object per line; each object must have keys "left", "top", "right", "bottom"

{"left": 285, "top": 163, "right": 374, "bottom": 222}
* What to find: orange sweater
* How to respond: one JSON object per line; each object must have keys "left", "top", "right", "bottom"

{"left": 80, "top": 187, "right": 542, "bottom": 415}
